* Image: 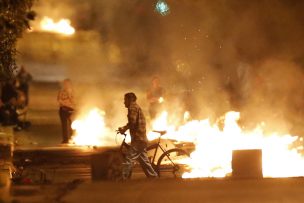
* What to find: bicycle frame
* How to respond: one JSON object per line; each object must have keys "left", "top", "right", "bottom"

{"left": 119, "top": 133, "right": 131, "bottom": 158}
{"left": 148, "top": 132, "right": 180, "bottom": 170}
{"left": 148, "top": 136, "right": 166, "bottom": 165}
{"left": 118, "top": 131, "right": 179, "bottom": 171}
{"left": 119, "top": 134, "right": 127, "bottom": 152}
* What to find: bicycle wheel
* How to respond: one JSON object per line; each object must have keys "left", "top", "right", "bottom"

{"left": 156, "top": 148, "right": 190, "bottom": 178}
{"left": 21, "top": 167, "right": 47, "bottom": 184}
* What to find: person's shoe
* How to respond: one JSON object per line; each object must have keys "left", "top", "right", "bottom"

{"left": 23, "top": 121, "right": 31, "bottom": 129}
{"left": 147, "top": 175, "right": 159, "bottom": 179}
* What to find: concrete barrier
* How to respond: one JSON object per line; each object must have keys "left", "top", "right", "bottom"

{"left": 232, "top": 149, "right": 263, "bottom": 179}
{"left": 0, "top": 126, "right": 14, "bottom": 161}
{"left": 91, "top": 149, "right": 124, "bottom": 181}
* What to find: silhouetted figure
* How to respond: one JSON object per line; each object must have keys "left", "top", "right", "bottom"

{"left": 0, "top": 81, "right": 19, "bottom": 130}
{"left": 118, "top": 92, "right": 158, "bottom": 179}
{"left": 146, "top": 76, "right": 165, "bottom": 120}
{"left": 0, "top": 97, "right": 18, "bottom": 125}
{"left": 16, "top": 65, "right": 32, "bottom": 106}
{"left": 0, "top": 92, "right": 30, "bottom": 131}
{"left": 57, "top": 79, "right": 75, "bottom": 144}
{"left": 1, "top": 80, "right": 18, "bottom": 104}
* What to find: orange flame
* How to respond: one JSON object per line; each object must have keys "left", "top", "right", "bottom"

{"left": 71, "top": 107, "right": 304, "bottom": 178}
{"left": 149, "top": 111, "right": 304, "bottom": 178}
{"left": 71, "top": 108, "right": 116, "bottom": 146}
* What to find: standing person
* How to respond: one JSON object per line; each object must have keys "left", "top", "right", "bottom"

{"left": 146, "top": 76, "right": 165, "bottom": 120}
{"left": 118, "top": 92, "right": 158, "bottom": 179}
{"left": 16, "top": 65, "right": 32, "bottom": 106}
{"left": 57, "top": 79, "right": 75, "bottom": 144}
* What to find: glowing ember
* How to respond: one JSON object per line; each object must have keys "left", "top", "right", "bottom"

{"left": 183, "top": 111, "right": 191, "bottom": 122}
{"left": 158, "top": 97, "right": 164, "bottom": 103}
{"left": 71, "top": 108, "right": 116, "bottom": 146}
{"left": 40, "top": 16, "right": 75, "bottom": 35}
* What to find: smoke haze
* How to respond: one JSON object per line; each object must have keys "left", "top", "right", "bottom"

{"left": 18, "top": 0, "right": 304, "bottom": 135}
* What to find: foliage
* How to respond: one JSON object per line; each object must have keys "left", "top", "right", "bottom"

{"left": 0, "top": 0, "right": 35, "bottom": 81}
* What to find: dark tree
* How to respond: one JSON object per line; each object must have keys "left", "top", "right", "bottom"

{"left": 0, "top": 0, "right": 35, "bottom": 81}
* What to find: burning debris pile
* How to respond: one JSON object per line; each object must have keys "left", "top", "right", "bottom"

{"left": 71, "top": 107, "right": 304, "bottom": 179}
{"left": 71, "top": 108, "right": 115, "bottom": 146}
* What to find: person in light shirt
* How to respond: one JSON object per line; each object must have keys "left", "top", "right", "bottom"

{"left": 57, "top": 78, "right": 75, "bottom": 144}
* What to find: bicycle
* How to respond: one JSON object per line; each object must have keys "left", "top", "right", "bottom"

{"left": 11, "top": 158, "right": 48, "bottom": 184}
{"left": 117, "top": 130, "right": 191, "bottom": 178}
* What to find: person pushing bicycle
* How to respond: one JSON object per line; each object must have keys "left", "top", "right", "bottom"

{"left": 118, "top": 92, "right": 158, "bottom": 179}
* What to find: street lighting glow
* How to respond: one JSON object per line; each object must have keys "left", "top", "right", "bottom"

{"left": 155, "top": 0, "right": 170, "bottom": 16}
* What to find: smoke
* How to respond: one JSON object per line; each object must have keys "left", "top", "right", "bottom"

{"left": 21, "top": 0, "right": 304, "bottom": 134}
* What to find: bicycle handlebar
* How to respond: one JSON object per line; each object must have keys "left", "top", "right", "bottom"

{"left": 116, "top": 130, "right": 127, "bottom": 137}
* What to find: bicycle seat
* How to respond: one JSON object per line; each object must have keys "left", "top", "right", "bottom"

{"left": 152, "top": 130, "right": 167, "bottom": 136}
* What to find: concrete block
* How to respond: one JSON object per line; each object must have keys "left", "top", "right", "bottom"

{"left": 232, "top": 149, "right": 263, "bottom": 178}
{"left": 91, "top": 150, "right": 124, "bottom": 181}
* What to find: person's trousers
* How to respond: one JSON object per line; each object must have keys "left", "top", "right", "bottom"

{"left": 148, "top": 102, "right": 163, "bottom": 120}
{"left": 123, "top": 145, "right": 158, "bottom": 178}
{"left": 59, "top": 106, "right": 73, "bottom": 143}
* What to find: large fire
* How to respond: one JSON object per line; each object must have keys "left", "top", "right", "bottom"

{"left": 39, "top": 16, "right": 75, "bottom": 35}
{"left": 149, "top": 111, "right": 304, "bottom": 178}
{"left": 72, "top": 107, "right": 304, "bottom": 178}
{"left": 71, "top": 108, "right": 117, "bottom": 146}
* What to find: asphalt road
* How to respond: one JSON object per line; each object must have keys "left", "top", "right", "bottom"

{"left": 63, "top": 177, "right": 304, "bottom": 203}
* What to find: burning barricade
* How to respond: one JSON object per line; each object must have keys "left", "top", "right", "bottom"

{"left": 71, "top": 107, "right": 304, "bottom": 180}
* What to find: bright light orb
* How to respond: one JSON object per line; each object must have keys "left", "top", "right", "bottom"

{"left": 155, "top": 0, "right": 170, "bottom": 16}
